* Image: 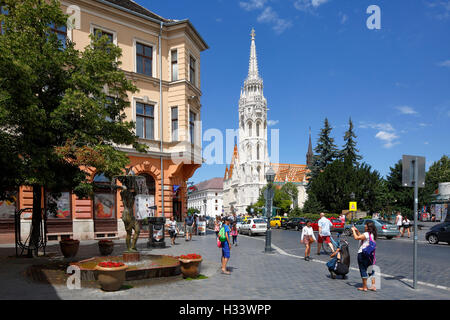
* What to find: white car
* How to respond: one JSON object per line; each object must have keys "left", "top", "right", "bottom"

{"left": 239, "top": 218, "right": 267, "bottom": 236}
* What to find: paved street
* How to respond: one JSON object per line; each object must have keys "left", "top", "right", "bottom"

{"left": 0, "top": 229, "right": 449, "bottom": 300}
{"left": 270, "top": 227, "right": 450, "bottom": 289}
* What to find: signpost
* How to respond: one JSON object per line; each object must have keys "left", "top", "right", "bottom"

{"left": 349, "top": 202, "right": 357, "bottom": 212}
{"left": 402, "top": 155, "right": 425, "bottom": 289}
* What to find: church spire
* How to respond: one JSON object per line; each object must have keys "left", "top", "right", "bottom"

{"left": 306, "top": 127, "right": 314, "bottom": 167}
{"left": 247, "top": 28, "right": 260, "bottom": 80}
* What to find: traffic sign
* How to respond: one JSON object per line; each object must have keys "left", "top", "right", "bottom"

{"left": 349, "top": 202, "right": 357, "bottom": 211}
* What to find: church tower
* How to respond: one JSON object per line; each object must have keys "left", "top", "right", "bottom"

{"left": 236, "top": 28, "right": 268, "bottom": 210}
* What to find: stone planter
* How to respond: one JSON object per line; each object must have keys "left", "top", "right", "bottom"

{"left": 98, "top": 240, "right": 114, "bottom": 256}
{"left": 178, "top": 258, "right": 202, "bottom": 278}
{"left": 95, "top": 264, "right": 128, "bottom": 291}
{"left": 59, "top": 239, "right": 80, "bottom": 258}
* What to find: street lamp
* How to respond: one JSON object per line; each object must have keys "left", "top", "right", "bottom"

{"left": 264, "top": 166, "right": 276, "bottom": 253}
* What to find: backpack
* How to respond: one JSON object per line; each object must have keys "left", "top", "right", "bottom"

{"left": 218, "top": 226, "right": 227, "bottom": 242}
{"left": 362, "top": 233, "right": 376, "bottom": 262}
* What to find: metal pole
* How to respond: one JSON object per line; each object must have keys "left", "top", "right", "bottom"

{"left": 265, "top": 185, "right": 273, "bottom": 253}
{"left": 413, "top": 158, "right": 418, "bottom": 289}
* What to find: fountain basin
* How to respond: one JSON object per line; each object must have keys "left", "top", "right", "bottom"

{"left": 71, "top": 254, "right": 180, "bottom": 281}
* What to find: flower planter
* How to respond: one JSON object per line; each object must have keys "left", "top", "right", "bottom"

{"left": 98, "top": 240, "right": 114, "bottom": 256}
{"left": 59, "top": 239, "right": 80, "bottom": 258}
{"left": 95, "top": 262, "right": 128, "bottom": 291}
{"left": 178, "top": 254, "right": 202, "bottom": 278}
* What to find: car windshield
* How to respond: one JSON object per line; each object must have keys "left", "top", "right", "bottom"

{"left": 253, "top": 219, "right": 265, "bottom": 223}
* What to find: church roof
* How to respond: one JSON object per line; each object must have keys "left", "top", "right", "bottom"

{"left": 193, "top": 177, "right": 223, "bottom": 192}
{"left": 271, "top": 163, "right": 308, "bottom": 183}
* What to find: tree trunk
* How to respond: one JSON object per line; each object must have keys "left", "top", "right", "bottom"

{"left": 27, "top": 185, "right": 42, "bottom": 257}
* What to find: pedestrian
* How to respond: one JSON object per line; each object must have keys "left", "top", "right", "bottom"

{"left": 339, "top": 213, "right": 346, "bottom": 224}
{"left": 231, "top": 222, "right": 238, "bottom": 246}
{"left": 184, "top": 212, "right": 195, "bottom": 241}
{"left": 401, "top": 215, "right": 411, "bottom": 238}
{"left": 214, "top": 216, "right": 221, "bottom": 238}
{"left": 395, "top": 211, "right": 403, "bottom": 237}
{"left": 168, "top": 216, "right": 178, "bottom": 245}
{"left": 301, "top": 220, "right": 316, "bottom": 261}
{"left": 219, "top": 218, "right": 232, "bottom": 274}
{"left": 351, "top": 221, "right": 377, "bottom": 292}
{"left": 317, "top": 213, "right": 334, "bottom": 255}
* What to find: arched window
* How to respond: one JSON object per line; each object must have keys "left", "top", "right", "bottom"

{"left": 248, "top": 122, "right": 252, "bottom": 137}
{"left": 257, "top": 145, "right": 260, "bottom": 160}
{"left": 256, "top": 122, "right": 260, "bottom": 137}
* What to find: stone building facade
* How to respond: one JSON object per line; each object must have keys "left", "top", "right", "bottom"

{"left": 0, "top": 0, "right": 208, "bottom": 243}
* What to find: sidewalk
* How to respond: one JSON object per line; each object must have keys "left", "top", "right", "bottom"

{"left": 0, "top": 231, "right": 448, "bottom": 300}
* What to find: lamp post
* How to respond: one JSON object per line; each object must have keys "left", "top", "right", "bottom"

{"left": 265, "top": 166, "right": 276, "bottom": 253}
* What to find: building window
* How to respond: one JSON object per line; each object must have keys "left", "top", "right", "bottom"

{"left": 136, "top": 102, "right": 154, "bottom": 140}
{"left": 215, "top": 207, "right": 218, "bottom": 211}
{"left": 93, "top": 174, "right": 116, "bottom": 219}
{"left": 171, "top": 49, "right": 178, "bottom": 81}
{"left": 93, "top": 28, "right": 113, "bottom": 43}
{"left": 215, "top": 200, "right": 218, "bottom": 203}
{"left": 171, "top": 107, "right": 178, "bottom": 141}
{"left": 248, "top": 122, "right": 252, "bottom": 137}
{"left": 136, "top": 42, "right": 152, "bottom": 76}
{"left": 46, "top": 192, "right": 71, "bottom": 219}
{"left": 189, "top": 111, "right": 196, "bottom": 144}
{"left": 257, "top": 145, "right": 260, "bottom": 160}
{"left": 49, "top": 23, "right": 67, "bottom": 48}
{"left": 189, "top": 55, "right": 196, "bottom": 85}
{"left": 256, "top": 122, "right": 260, "bottom": 137}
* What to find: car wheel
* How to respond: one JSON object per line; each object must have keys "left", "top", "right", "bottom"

{"left": 427, "top": 234, "right": 439, "bottom": 244}
{"left": 386, "top": 236, "right": 393, "bottom": 240}
{"left": 295, "top": 225, "right": 299, "bottom": 231}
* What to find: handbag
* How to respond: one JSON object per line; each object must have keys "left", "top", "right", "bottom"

{"left": 217, "top": 238, "right": 222, "bottom": 248}
{"left": 362, "top": 233, "right": 376, "bottom": 261}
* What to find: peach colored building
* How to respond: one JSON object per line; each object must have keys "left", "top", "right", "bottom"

{"left": 0, "top": 0, "right": 208, "bottom": 243}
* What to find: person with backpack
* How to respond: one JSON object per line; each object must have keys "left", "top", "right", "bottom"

{"left": 218, "top": 217, "right": 231, "bottom": 274}
{"left": 351, "top": 221, "right": 377, "bottom": 292}
{"left": 184, "top": 213, "right": 195, "bottom": 241}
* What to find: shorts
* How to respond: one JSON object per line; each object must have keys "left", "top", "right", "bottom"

{"left": 303, "top": 235, "right": 313, "bottom": 245}
{"left": 186, "top": 225, "right": 193, "bottom": 234}
{"left": 169, "top": 230, "right": 176, "bottom": 239}
{"left": 318, "top": 235, "right": 331, "bottom": 244}
{"left": 222, "top": 241, "right": 230, "bottom": 259}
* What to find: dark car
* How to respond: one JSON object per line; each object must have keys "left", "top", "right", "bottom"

{"left": 283, "top": 217, "right": 307, "bottom": 231}
{"left": 426, "top": 222, "right": 450, "bottom": 244}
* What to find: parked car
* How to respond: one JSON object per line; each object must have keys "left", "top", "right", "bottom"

{"left": 236, "top": 217, "right": 244, "bottom": 231}
{"left": 283, "top": 217, "right": 307, "bottom": 231}
{"left": 311, "top": 217, "right": 343, "bottom": 232}
{"left": 270, "top": 216, "right": 288, "bottom": 228}
{"left": 426, "top": 222, "right": 450, "bottom": 244}
{"left": 344, "top": 219, "right": 399, "bottom": 239}
{"left": 239, "top": 218, "right": 267, "bottom": 236}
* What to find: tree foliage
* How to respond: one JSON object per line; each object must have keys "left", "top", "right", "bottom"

{"left": 339, "top": 117, "right": 362, "bottom": 166}
{"left": 0, "top": 0, "right": 146, "bottom": 255}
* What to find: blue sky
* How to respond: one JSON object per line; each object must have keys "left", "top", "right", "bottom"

{"left": 143, "top": 0, "right": 450, "bottom": 184}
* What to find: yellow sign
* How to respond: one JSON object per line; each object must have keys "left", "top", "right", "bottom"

{"left": 349, "top": 202, "right": 357, "bottom": 211}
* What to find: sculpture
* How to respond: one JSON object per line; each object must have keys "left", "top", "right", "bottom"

{"left": 112, "top": 171, "right": 148, "bottom": 252}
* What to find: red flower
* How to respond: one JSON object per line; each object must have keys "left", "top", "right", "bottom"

{"left": 179, "top": 253, "right": 201, "bottom": 260}
{"left": 99, "top": 261, "right": 124, "bottom": 268}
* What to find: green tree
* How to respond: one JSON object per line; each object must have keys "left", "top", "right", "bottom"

{"left": 384, "top": 160, "right": 414, "bottom": 217}
{"left": 307, "top": 118, "right": 338, "bottom": 185}
{"left": 339, "top": 117, "right": 362, "bottom": 166}
{"left": 302, "top": 192, "right": 324, "bottom": 214}
{"left": 0, "top": 0, "right": 146, "bottom": 256}
{"left": 255, "top": 186, "right": 292, "bottom": 215}
{"left": 421, "top": 155, "right": 450, "bottom": 205}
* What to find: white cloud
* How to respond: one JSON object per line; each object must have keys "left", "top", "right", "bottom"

{"left": 359, "top": 122, "right": 394, "bottom": 132}
{"left": 375, "top": 131, "right": 399, "bottom": 149}
{"left": 257, "top": 7, "right": 292, "bottom": 34}
{"left": 267, "top": 119, "right": 279, "bottom": 126}
{"left": 426, "top": 1, "right": 450, "bottom": 20}
{"left": 294, "top": 0, "right": 330, "bottom": 11}
{"left": 437, "top": 60, "right": 450, "bottom": 68}
{"left": 396, "top": 105, "right": 418, "bottom": 115}
{"left": 239, "top": 0, "right": 267, "bottom": 11}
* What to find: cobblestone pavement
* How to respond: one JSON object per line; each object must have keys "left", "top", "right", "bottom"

{"left": 0, "top": 231, "right": 448, "bottom": 300}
